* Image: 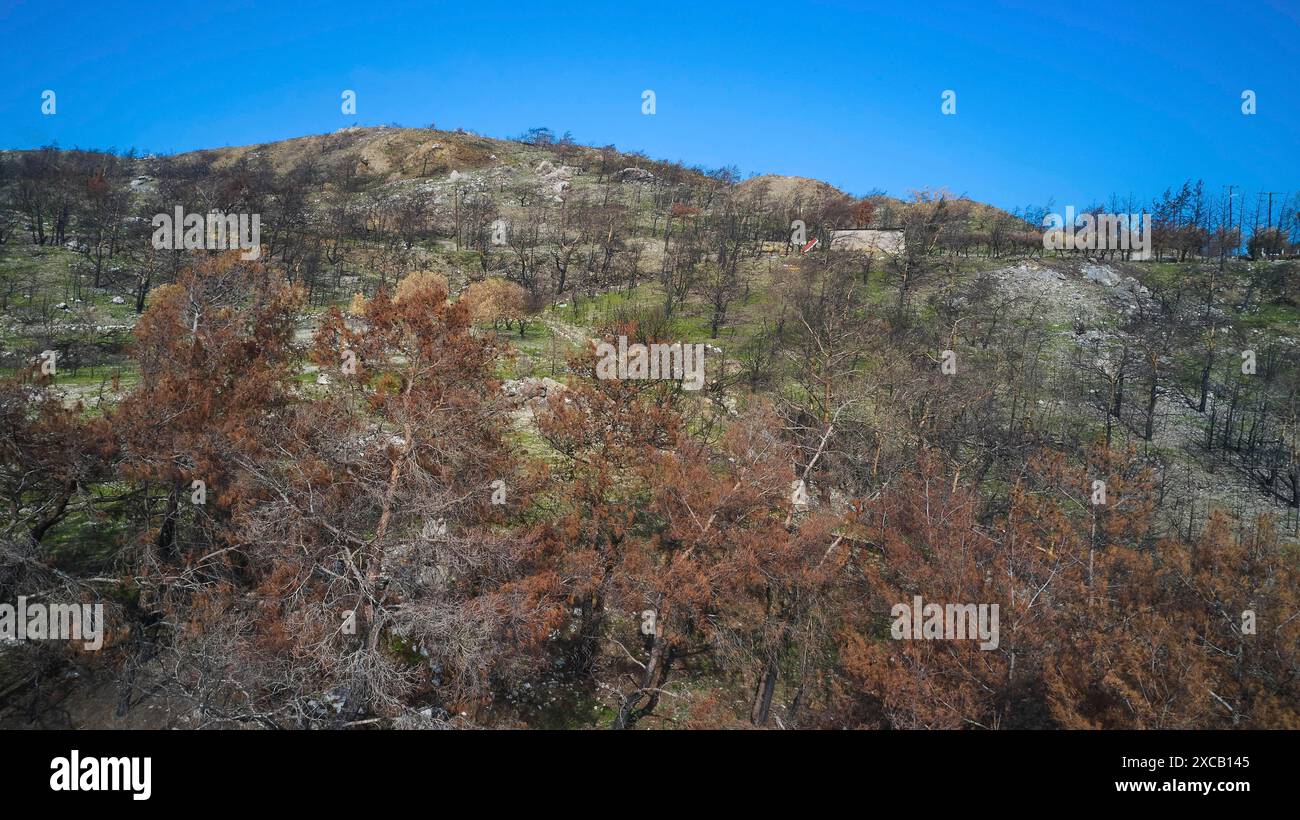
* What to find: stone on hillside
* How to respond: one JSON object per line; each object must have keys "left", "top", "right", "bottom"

{"left": 1118, "top": 276, "right": 1150, "bottom": 296}
{"left": 615, "top": 167, "right": 655, "bottom": 183}
{"left": 1082, "top": 264, "right": 1121, "bottom": 287}
{"left": 501, "top": 376, "right": 567, "bottom": 407}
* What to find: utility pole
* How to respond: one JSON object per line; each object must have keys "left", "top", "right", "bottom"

{"left": 1261, "top": 191, "right": 1286, "bottom": 228}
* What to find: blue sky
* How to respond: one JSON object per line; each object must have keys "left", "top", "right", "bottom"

{"left": 1, "top": 0, "right": 1296, "bottom": 213}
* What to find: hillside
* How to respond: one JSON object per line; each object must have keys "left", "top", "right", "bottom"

{"left": 0, "top": 127, "right": 1297, "bottom": 731}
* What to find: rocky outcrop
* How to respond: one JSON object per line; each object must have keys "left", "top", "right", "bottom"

{"left": 501, "top": 376, "right": 566, "bottom": 408}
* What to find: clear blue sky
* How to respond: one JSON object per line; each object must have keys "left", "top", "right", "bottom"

{"left": 1, "top": 0, "right": 1296, "bottom": 213}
